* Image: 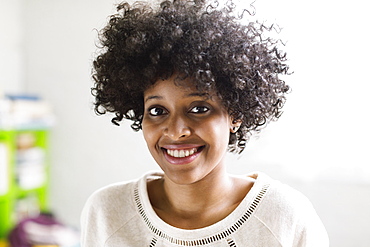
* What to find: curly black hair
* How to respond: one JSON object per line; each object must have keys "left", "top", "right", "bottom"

{"left": 92, "top": 0, "right": 290, "bottom": 153}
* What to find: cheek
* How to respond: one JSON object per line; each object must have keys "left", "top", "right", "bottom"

{"left": 142, "top": 122, "right": 154, "bottom": 145}
{"left": 201, "top": 119, "right": 231, "bottom": 146}
{"left": 142, "top": 121, "right": 163, "bottom": 151}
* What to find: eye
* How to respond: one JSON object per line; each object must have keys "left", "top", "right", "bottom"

{"left": 189, "top": 106, "right": 209, "bottom": 114}
{"left": 148, "top": 107, "right": 167, "bottom": 116}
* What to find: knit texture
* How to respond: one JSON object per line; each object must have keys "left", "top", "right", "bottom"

{"left": 81, "top": 171, "right": 329, "bottom": 246}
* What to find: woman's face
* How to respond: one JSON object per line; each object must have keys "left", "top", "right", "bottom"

{"left": 142, "top": 76, "right": 233, "bottom": 185}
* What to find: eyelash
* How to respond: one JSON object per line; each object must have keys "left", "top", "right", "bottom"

{"left": 147, "top": 105, "right": 209, "bottom": 116}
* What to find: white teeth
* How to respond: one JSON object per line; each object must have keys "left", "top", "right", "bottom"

{"left": 166, "top": 148, "right": 198, "bottom": 158}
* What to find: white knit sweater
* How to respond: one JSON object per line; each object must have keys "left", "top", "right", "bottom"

{"left": 81, "top": 171, "right": 329, "bottom": 246}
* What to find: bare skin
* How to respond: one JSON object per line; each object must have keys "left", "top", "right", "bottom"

{"left": 147, "top": 170, "right": 254, "bottom": 229}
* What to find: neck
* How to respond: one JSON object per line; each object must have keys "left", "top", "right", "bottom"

{"left": 147, "top": 163, "right": 254, "bottom": 229}
{"left": 162, "top": 167, "right": 233, "bottom": 215}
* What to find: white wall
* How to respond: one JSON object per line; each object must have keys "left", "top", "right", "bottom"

{"left": 240, "top": 0, "right": 370, "bottom": 182}
{"left": 0, "top": 0, "right": 24, "bottom": 94}
{"left": 2, "top": 0, "right": 370, "bottom": 246}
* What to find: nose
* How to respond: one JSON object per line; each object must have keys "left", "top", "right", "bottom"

{"left": 163, "top": 113, "right": 191, "bottom": 140}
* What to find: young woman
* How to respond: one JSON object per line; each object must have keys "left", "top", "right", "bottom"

{"left": 81, "top": 0, "right": 329, "bottom": 246}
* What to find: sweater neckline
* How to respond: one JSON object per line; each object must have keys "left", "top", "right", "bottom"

{"left": 134, "top": 171, "right": 270, "bottom": 245}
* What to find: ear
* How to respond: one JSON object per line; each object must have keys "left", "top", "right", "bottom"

{"left": 230, "top": 118, "right": 242, "bottom": 133}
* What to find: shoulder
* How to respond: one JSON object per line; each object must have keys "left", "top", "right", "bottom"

{"left": 80, "top": 178, "right": 139, "bottom": 245}
{"left": 250, "top": 173, "right": 316, "bottom": 216}
{"left": 251, "top": 173, "right": 329, "bottom": 246}
{"left": 263, "top": 174, "right": 313, "bottom": 213}
{"left": 84, "top": 179, "right": 136, "bottom": 208}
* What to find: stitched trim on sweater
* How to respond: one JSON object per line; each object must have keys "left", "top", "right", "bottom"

{"left": 149, "top": 237, "right": 157, "bottom": 247}
{"left": 134, "top": 183, "right": 270, "bottom": 246}
{"left": 227, "top": 238, "right": 237, "bottom": 247}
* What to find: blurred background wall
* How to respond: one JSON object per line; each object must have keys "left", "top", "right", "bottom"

{"left": 1, "top": 0, "right": 369, "bottom": 246}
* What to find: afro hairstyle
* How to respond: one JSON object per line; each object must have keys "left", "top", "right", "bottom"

{"left": 91, "top": 0, "right": 290, "bottom": 153}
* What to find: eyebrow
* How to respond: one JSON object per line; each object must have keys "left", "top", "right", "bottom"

{"left": 145, "top": 95, "right": 163, "bottom": 102}
{"left": 187, "top": 92, "right": 210, "bottom": 98}
{"left": 144, "top": 92, "right": 210, "bottom": 102}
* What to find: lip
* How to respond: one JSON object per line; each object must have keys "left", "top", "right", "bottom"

{"left": 161, "top": 144, "right": 204, "bottom": 165}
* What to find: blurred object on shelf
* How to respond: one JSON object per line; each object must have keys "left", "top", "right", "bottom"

{"left": 0, "top": 239, "right": 9, "bottom": 247}
{"left": 8, "top": 213, "right": 80, "bottom": 247}
{"left": 0, "top": 94, "right": 54, "bottom": 130}
{"left": 13, "top": 194, "right": 41, "bottom": 224}
{"left": 17, "top": 133, "right": 36, "bottom": 150}
{"left": 15, "top": 146, "right": 47, "bottom": 189}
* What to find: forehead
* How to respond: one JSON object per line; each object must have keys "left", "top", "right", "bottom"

{"left": 144, "top": 76, "right": 214, "bottom": 100}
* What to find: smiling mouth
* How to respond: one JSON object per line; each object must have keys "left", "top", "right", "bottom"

{"left": 163, "top": 146, "right": 204, "bottom": 158}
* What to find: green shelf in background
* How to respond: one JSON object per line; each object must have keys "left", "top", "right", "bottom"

{"left": 0, "top": 129, "right": 50, "bottom": 239}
